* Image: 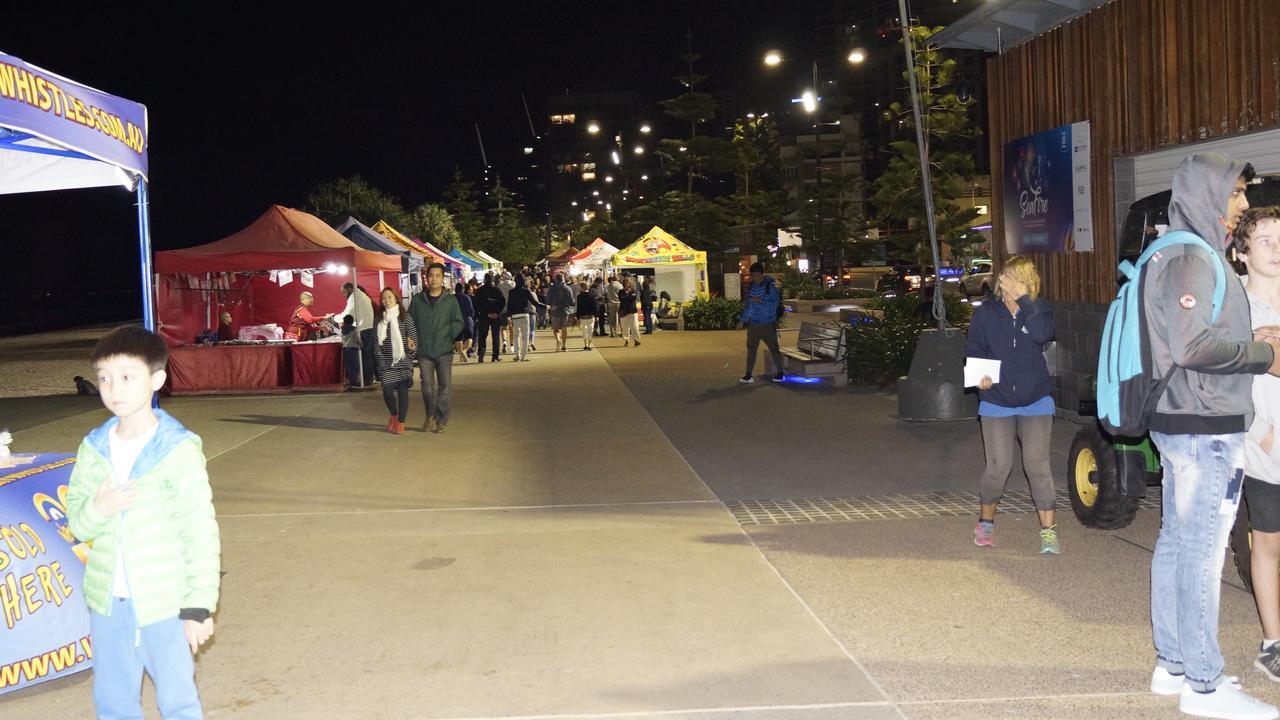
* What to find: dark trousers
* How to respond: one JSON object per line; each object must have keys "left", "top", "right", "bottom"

{"left": 360, "top": 328, "right": 377, "bottom": 383}
{"left": 745, "top": 322, "right": 783, "bottom": 377}
{"left": 642, "top": 306, "right": 654, "bottom": 333}
{"left": 477, "top": 317, "right": 502, "bottom": 359}
{"left": 342, "top": 347, "right": 362, "bottom": 387}
{"left": 594, "top": 306, "right": 607, "bottom": 336}
{"left": 382, "top": 379, "right": 411, "bottom": 422}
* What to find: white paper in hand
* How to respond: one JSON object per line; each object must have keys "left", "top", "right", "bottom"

{"left": 964, "top": 358, "right": 1001, "bottom": 388}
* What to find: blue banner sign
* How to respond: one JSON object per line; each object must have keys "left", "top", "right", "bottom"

{"left": 0, "top": 454, "right": 93, "bottom": 695}
{"left": 0, "top": 50, "right": 148, "bottom": 179}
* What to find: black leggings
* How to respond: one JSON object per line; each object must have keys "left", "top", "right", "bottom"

{"left": 382, "top": 379, "right": 411, "bottom": 422}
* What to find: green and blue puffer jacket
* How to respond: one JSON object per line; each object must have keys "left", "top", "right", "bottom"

{"left": 66, "top": 409, "right": 220, "bottom": 626}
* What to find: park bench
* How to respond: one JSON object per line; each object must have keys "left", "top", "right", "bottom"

{"left": 655, "top": 305, "right": 684, "bottom": 331}
{"left": 779, "top": 321, "right": 848, "bottom": 385}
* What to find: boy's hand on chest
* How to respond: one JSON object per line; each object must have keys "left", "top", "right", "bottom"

{"left": 93, "top": 480, "right": 136, "bottom": 517}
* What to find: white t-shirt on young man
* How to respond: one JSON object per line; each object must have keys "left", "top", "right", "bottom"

{"left": 108, "top": 423, "right": 157, "bottom": 598}
{"left": 1245, "top": 276, "right": 1280, "bottom": 485}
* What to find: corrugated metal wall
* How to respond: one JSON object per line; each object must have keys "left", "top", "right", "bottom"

{"left": 987, "top": 0, "right": 1280, "bottom": 304}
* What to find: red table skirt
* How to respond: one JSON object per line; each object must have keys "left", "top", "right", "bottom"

{"left": 167, "top": 343, "right": 343, "bottom": 395}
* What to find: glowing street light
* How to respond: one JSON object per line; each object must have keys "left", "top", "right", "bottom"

{"left": 847, "top": 49, "right": 866, "bottom": 64}
{"left": 634, "top": 145, "right": 644, "bottom": 155}
{"left": 587, "top": 122, "right": 600, "bottom": 134}
{"left": 610, "top": 150, "right": 621, "bottom": 165}
{"left": 639, "top": 124, "right": 651, "bottom": 134}
{"left": 764, "top": 50, "right": 782, "bottom": 66}
{"left": 592, "top": 190, "right": 600, "bottom": 196}
{"left": 801, "top": 90, "right": 817, "bottom": 114}
{"left": 570, "top": 201, "right": 578, "bottom": 206}
{"left": 604, "top": 175, "right": 614, "bottom": 183}
{"left": 640, "top": 174, "right": 649, "bottom": 180}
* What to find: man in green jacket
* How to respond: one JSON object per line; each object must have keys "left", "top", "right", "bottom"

{"left": 66, "top": 325, "right": 220, "bottom": 719}
{"left": 409, "top": 262, "right": 465, "bottom": 432}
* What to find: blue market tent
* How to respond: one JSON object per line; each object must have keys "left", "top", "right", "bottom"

{"left": 0, "top": 50, "right": 153, "bottom": 326}
{"left": 336, "top": 216, "right": 423, "bottom": 272}
{"left": 448, "top": 248, "right": 483, "bottom": 274}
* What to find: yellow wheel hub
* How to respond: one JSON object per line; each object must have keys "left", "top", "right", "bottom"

{"left": 1075, "top": 448, "right": 1099, "bottom": 507}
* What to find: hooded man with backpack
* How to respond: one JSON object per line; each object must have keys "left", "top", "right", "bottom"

{"left": 737, "top": 262, "right": 784, "bottom": 384}
{"left": 1139, "top": 153, "right": 1280, "bottom": 720}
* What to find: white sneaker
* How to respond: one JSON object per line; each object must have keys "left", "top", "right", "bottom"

{"left": 1179, "top": 682, "right": 1279, "bottom": 720}
{"left": 1152, "top": 666, "right": 1185, "bottom": 695}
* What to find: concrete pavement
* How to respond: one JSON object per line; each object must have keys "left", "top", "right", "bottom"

{"left": 2, "top": 323, "right": 1278, "bottom": 719}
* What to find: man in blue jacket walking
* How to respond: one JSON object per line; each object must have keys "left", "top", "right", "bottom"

{"left": 738, "top": 262, "right": 784, "bottom": 384}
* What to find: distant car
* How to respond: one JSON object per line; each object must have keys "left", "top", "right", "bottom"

{"left": 961, "top": 261, "right": 994, "bottom": 297}
{"left": 878, "top": 264, "right": 966, "bottom": 297}
{"left": 877, "top": 265, "right": 926, "bottom": 295}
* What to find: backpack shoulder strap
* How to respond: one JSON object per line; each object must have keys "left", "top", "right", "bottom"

{"left": 1136, "top": 230, "right": 1227, "bottom": 323}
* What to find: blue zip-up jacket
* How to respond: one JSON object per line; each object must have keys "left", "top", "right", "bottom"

{"left": 740, "top": 278, "right": 781, "bottom": 325}
{"left": 965, "top": 295, "right": 1055, "bottom": 408}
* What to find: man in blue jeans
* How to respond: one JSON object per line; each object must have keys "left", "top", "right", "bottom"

{"left": 1142, "top": 153, "right": 1280, "bottom": 720}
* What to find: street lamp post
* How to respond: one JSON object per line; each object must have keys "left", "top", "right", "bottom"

{"left": 764, "top": 49, "right": 864, "bottom": 284}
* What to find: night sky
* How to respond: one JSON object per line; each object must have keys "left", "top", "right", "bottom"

{"left": 0, "top": 1, "right": 930, "bottom": 327}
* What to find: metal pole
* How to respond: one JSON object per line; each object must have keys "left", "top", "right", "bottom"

{"left": 136, "top": 179, "right": 156, "bottom": 332}
{"left": 812, "top": 60, "right": 822, "bottom": 280}
{"left": 896, "top": 1, "right": 946, "bottom": 331}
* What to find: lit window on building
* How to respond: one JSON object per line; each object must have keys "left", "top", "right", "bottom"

{"left": 550, "top": 114, "right": 577, "bottom": 125}
{"left": 558, "top": 163, "right": 580, "bottom": 174}
{"left": 582, "top": 162, "right": 597, "bottom": 171}
{"left": 581, "top": 172, "right": 597, "bottom": 181}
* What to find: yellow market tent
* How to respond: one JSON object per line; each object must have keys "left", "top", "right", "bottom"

{"left": 610, "top": 226, "right": 708, "bottom": 300}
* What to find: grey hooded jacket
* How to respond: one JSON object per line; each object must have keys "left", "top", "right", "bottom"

{"left": 1142, "top": 152, "right": 1274, "bottom": 434}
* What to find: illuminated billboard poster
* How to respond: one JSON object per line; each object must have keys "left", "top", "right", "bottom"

{"left": 1002, "top": 121, "right": 1093, "bottom": 253}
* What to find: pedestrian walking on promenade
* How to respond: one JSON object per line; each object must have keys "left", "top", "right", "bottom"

{"left": 548, "top": 272, "right": 576, "bottom": 352}
{"left": 535, "top": 279, "right": 549, "bottom": 329}
{"left": 964, "top": 256, "right": 1058, "bottom": 553}
{"left": 505, "top": 275, "right": 545, "bottom": 362}
{"left": 498, "top": 271, "right": 515, "bottom": 354}
{"left": 408, "top": 263, "right": 464, "bottom": 433}
{"left": 618, "top": 278, "right": 642, "bottom": 347}
{"left": 641, "top": 277, "right": 656, "bottom": 334}
{"left": 377, "top": 287, "right": 418, "bottom": 434}
{"left": 1141, "top": 154, "right": 1280, "bottom": 720}
{"left": 737, "top": 262, "right": 783, "bottom": 384}
{"left": 475, "top": 273, "right": 505, "bottom": 363}
{"left": 605, "top": 274, "right": 622, "bottom": 337}
{"left": 453, "top": 282, "right": 475, "bottom": 363}
{"left": 591, "top": 279, "right": 608, "bottom": 336}
{"left": 575, "top": 280, "right": 598, "bottom": 350}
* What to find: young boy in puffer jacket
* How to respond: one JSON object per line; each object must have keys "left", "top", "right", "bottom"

{"left": 66, "top": 326, "right": 220, "bottom": 720}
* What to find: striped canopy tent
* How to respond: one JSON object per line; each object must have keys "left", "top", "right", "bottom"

{"left": 370, "top": 219, "right": 465, "bottom": 275}
{"left": 474, "top": 250, "right": 503, "bottom": 272}
{"left": 447, "top": 247, "right": 483, "bottom": 278}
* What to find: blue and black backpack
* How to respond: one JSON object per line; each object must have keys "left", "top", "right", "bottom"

{"left": 1096, "top": 231, "right": 1228, "bottom": 436}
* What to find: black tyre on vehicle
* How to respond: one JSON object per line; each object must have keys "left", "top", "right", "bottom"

{"left": 1231, "top": 494, "right": 1254, "bottom": 593}
{"left": 1068, "top": 424, "right": 1139, "bottom": 529}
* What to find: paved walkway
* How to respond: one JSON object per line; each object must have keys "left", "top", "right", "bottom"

{"left": 1, "top": 324, "right": 1277, "bottom": 719}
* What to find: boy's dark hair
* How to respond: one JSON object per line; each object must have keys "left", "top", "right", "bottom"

{"left": 426, "top": 262, "right": 446, "bottom": 276}
{"left": 91, "top": 326, "right": 168, "bottom": 373}
{"left": 750, "top": 261, "right": 765, "bottom": 274}
{"left": 341, "top": 282, "right": 355, "bottom": 292}
{"left": 1243, "top": 163, "right": 1257, "bottom": 183}
{"left": 1233, "top": 206, "right": 1280, "bottom": 255}
{"left": 342, "top": 314, "right": 355, "bottom": 325}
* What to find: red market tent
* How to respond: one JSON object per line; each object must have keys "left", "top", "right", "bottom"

{"left": 155, "top": 205, "right": 400, "bottom": 348}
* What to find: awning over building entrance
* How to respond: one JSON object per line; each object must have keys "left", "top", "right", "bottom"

{"left": 930, "top": 0, "right": 1111, "bottom": 53}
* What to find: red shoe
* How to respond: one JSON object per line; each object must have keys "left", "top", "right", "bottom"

{"left": 392, "top": 420, "right": 405, "bottom": 434}
{"left": 387, "top": 415, "right": 397, "bottom": 431}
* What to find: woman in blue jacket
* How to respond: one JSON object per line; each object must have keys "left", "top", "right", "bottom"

{"left": 965, "top": 256, "right": 1059, "bottom": 554}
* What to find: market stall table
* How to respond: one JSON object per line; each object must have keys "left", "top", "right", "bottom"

{"left": 165, "top": 342, "right": 344, "bottom": 395}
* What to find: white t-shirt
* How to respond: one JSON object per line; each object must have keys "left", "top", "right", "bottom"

{"left": 108, "top": 423, "right": 157, "bottom": 598}
{"left": 1245, "top": 276, "right": 1280, "bottom": 484}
